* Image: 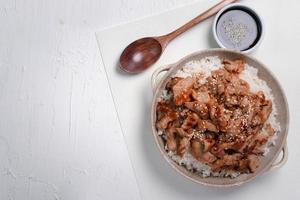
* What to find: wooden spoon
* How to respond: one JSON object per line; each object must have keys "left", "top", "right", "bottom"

{"left": 119, "top": 0, "right": 238, "bottom": 74}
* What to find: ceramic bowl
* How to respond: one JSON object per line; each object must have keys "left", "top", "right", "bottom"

{"left": 212, "top": 3, "right": 265, "bottom": 54}
{"left": 151, "top": 49, "right": 289, "bottom": 187}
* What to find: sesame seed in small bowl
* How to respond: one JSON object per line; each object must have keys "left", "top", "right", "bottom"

{"left": 212, "top": 3, "right": 264, "bottom": 54}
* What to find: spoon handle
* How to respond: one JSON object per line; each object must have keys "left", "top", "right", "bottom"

{"left": 157, "top": 0, "right": 238, "bottom": 48}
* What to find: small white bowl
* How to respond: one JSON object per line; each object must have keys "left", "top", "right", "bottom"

{"left": 212, "top": 3, "right": 265, "bottom": 54}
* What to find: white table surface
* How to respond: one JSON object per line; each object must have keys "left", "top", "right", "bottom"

{"left": 1, "top": 0, "right": 300, "bottom": 200}
{"left": 0, "top": 0, "right": 196, "bottom": 199}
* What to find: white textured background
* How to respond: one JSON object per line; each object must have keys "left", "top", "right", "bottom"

{"left": 0, "top": 0, "right": 196, "bottom": 199}
{"left": 2, "top": 0, "right": 299, "bottom": 200}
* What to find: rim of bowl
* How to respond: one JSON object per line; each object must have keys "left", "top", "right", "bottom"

{"left": 212, "top": 3, "right": 265, "bottom": 54}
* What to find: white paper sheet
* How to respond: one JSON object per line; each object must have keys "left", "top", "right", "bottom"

{"left": 96, "top": 0, "right": 300, "bottom": 199}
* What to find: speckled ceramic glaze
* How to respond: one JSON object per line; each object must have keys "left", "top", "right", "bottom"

{"left": 151, "top": 49, "right": 289, "bottom": 187}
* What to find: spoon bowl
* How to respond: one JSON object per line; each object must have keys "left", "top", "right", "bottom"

{"left": 119, "top": 37, "right": 162, "bottom": 74}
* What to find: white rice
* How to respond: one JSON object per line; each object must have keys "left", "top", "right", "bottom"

{"left": 173, "top": 56, "right": 223, "bottom": 85}
{"left": 160, "top": 56, "right": 280, "bottom": 178}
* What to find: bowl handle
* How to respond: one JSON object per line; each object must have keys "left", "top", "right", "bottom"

{"left": 269, "top": 143, "right": 288, "bottom": 171}
{"left": 151, "top": 64, "right": 172, "bottom": 93}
